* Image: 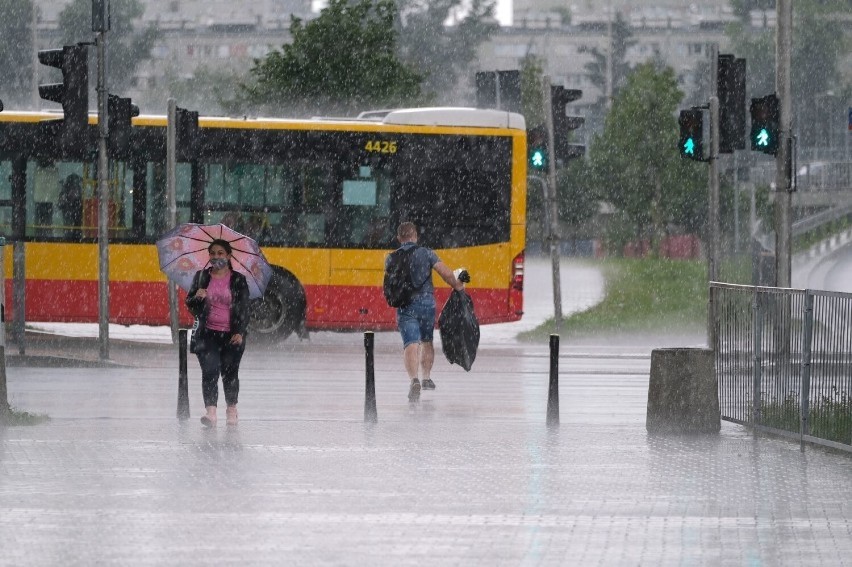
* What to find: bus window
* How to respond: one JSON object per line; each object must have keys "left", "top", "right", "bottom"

{"left": 145, "top": 162, "right": 192, "bottom": 238}
{"left": 393, "top": 136, "right": 511, "bottom": 249}
{"left": 338, "top": 164, "right": 394, "bottom": 248}
{"left": 26, "top": 159, "right": 92, "bottom": 240}
{"left": 29, "top": 159, "right": 60, "bottom": 238}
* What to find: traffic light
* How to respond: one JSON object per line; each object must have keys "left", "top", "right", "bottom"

{"left": 108, "top": 94, "right": 139, "bottom": 159}
{"left": 717, "top": 54, "right": 746, "bottom": 153}
{"left": 38, "top": 44, "right": 89, "bottom": 157}
{"left": 678, "top": 109, "right": 704, "bottom": 160}
{"left": 175, "top": 106, "right": 199, "bottom": 161}
{"left": 551, "top": 86, "right": 584, "bottom": 164}
{"left": 527, "top": 125, "right": 548, "bottom": 171}
{"left": 750, "top": 94, "right": 779, "bottom": 155}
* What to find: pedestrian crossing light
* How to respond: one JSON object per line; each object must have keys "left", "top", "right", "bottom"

{"left": 678, "top": 109, "right": 704, "bottom": 161}
{"left": 527, "top": 125, "right": 548, "bottom": 171}
{"left": 750, "top": 94, "right": 779, "bottom": 155}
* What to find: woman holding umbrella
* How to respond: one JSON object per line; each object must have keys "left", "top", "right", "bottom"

{"left": 186, "top": 239, "right": 251, "bottom": 427}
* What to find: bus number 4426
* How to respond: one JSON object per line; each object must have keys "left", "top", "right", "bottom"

{"left": 365, "top": 140, "right": 397, "bottom": 154}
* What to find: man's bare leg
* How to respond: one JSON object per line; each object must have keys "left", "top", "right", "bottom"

{"left": 404, "top": 343, "right": 422, "bottom": 401}
{"left": 404, "top": 343, "right": 420, "bottom": 379}
{"left": 420, "top": 341, "right": 436, "bottom": 389}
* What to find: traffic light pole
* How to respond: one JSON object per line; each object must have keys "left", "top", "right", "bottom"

{"left": 541, "top": 76, "right": 563, "bottom": 332}
{"left": 708, "top": 95, "right": 720, "bottom": 349}
{"left": 167, "top": 99, "right": 180, "bottom": 344}
{"left": 97, "top": 27, "right": 110, "bottom": 361}
{"left": 775, "top": 0, "right": 793, "bottom": 288}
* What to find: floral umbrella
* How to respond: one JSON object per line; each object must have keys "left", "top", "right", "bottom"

{"left": 156, "top": 223, "right": 274, "bottom": 299}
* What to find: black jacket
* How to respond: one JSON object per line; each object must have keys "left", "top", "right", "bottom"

{"left": 185, "top": 268, "right": 251, "bottom": 336}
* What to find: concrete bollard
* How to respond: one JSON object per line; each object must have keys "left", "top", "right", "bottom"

{"left": 646, "top": 348, "right": 720, "bottom": 434}
{"left": 364, "top": 332, "right": 377, "bottom": 423}
{"left": 177, "top": 329, "right": 190, "bottom": 420}
{"left": 546, "top": 334, "right": 559, "bottom": 427}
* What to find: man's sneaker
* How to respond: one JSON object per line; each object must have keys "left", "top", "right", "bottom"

{"left": 408, "top": 378, "right": 421, "bottom": 402}
{"left": 421, "top": 378, "right": 436, "bottom": 391}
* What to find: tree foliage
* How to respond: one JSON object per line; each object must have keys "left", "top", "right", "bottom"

{"left": 243, "top": 0, "right": 423, "bottom": 116}
{"left": 0, "top": 0, "right": 35, "bottom": 107}
{"left": 557, "top": 159, "right": 599, "bottom": 229}
{"left": 520, "top": 54, "right": 545, "bottom": 126}
{"left": 587, "top": 63, "right": 705, "bottom": 254}
{"left": 57, "top": 0, "right": 158, "bottom": 94}
{"left": 395, "top": 0, "right": 497, "bottom": 103}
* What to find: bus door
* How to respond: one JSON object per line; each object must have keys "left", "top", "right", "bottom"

{"left": 328, "top": 162, "right": 395, "bottom": 327}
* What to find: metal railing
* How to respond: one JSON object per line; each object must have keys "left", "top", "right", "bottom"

{"left": 750, "top": 160, "right": 852, "bottom": 192}
{"left": 712, "top": 282, "right": 852, "bottom": 451}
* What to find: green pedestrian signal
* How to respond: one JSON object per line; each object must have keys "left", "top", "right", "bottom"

{"left": 530, "top": 148, "right": 546, "bottom": 169}
{"left": 678, "top": 109, "right": 704, "bottom": 161}
{"left": 527, "top": 125, "right": 548, "bottom": 171}
{"left": 755, "top": 128, "right": 770, "bottom": 147}
{"left": 750, "top": 94, "right": 779, "bottom": 155}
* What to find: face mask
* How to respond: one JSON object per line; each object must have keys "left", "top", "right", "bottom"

{"left": 209, "top": 257, "right": 228, "bottom": 270}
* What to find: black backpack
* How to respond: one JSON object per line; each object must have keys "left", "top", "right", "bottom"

{"left": 383, "top": 245, "right": 420, "bottom": 308}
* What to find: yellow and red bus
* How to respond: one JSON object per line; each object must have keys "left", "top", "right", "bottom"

{"left": 0, "top": 107, "right": 527, "bottom": 340}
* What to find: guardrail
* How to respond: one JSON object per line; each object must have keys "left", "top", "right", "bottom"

{"left": 712, "top": 282, "right": 852, "bottom": 452}
{"left": 792, "top": 202, "right": 852, "bottom": 237}
{"left": 750, "top": 160, "right": 852, "bottom": 192}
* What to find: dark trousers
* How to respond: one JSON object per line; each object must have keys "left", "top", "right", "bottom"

{"left": 195, "top": 330, "right": 245, "bottom": 407}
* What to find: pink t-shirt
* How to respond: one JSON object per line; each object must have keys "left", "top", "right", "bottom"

{"left": 205, "top": 273, "right": 232, "bottom": 332}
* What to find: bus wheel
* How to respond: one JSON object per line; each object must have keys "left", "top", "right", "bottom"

{"left": 249, "top": 268, "right": 306, "bottom": 342}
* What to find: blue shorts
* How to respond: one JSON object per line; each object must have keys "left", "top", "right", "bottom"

{"left": 397, "top": 295, "right": 436, "bottom": 348}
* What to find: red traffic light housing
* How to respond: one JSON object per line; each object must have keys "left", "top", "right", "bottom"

{"left": 176, "top": 106, "right": 199, "bottom": 162}
{"left": 717, "top": 55, "right": 746, "bottom": 153}
{"left": 108, "top": 94, "right": 140, "bottom": 159}
{"left": 550, "top": 86, "right": 584, "bottom": 165}
{"left": 38, "top": 44, "right": 89, "bottom": 158}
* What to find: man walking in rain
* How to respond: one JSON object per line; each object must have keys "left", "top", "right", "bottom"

{"left": 387, "top": 222, "right": 465, "bottom": 402}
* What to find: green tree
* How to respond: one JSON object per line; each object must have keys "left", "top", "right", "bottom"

{"left": 0, "top": 0, "right": 36, "bottom": 107}
{"left": 395, "top": 0, "right": 497, "bottom": 102}
{"left": 726, "top": 0, "right": 850, "bottom": 147}
{"left": 588, "top": 63, "right": 705, "bottom": 256}
{"left": 243, "top": 0, "right": 423, "bottom": 116}
{"left": 557, "top": 158, "right": 599, "bottom": 231}
{"left": 520, "top": 54, "right": 545, "bottom": 126}
{"left": 57, "top": 0, "right": 158, "bottom": 94}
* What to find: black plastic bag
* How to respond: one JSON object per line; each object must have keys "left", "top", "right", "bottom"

{"left": 438, "top": 289, "right": 480, "bottom": 371}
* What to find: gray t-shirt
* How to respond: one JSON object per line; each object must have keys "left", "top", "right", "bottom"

{"left": 388, "top": 242, "right": 440, "bottom": 300}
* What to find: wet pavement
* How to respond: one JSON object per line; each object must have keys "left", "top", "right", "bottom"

{"left": 1, "top": 258, "right": 851, "bottom": 565}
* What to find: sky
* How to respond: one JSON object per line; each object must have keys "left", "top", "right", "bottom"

{"left": 496, "top": 0, "right": 511, "bottom": 25}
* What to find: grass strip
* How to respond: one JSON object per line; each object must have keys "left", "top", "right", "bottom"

{"left": 1, "top": 406, "right": 50, "bottom": 426}
{"left": 518, "top": 258, "right": 708, "bottom": 341}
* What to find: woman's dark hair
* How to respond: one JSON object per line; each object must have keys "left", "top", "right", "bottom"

{"left": 208, "top": 239, "right": 232, "bottom": 255}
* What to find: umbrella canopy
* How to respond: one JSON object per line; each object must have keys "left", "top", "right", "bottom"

{"left": 156, "top": 223, "right": 274, "bottom": 299}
